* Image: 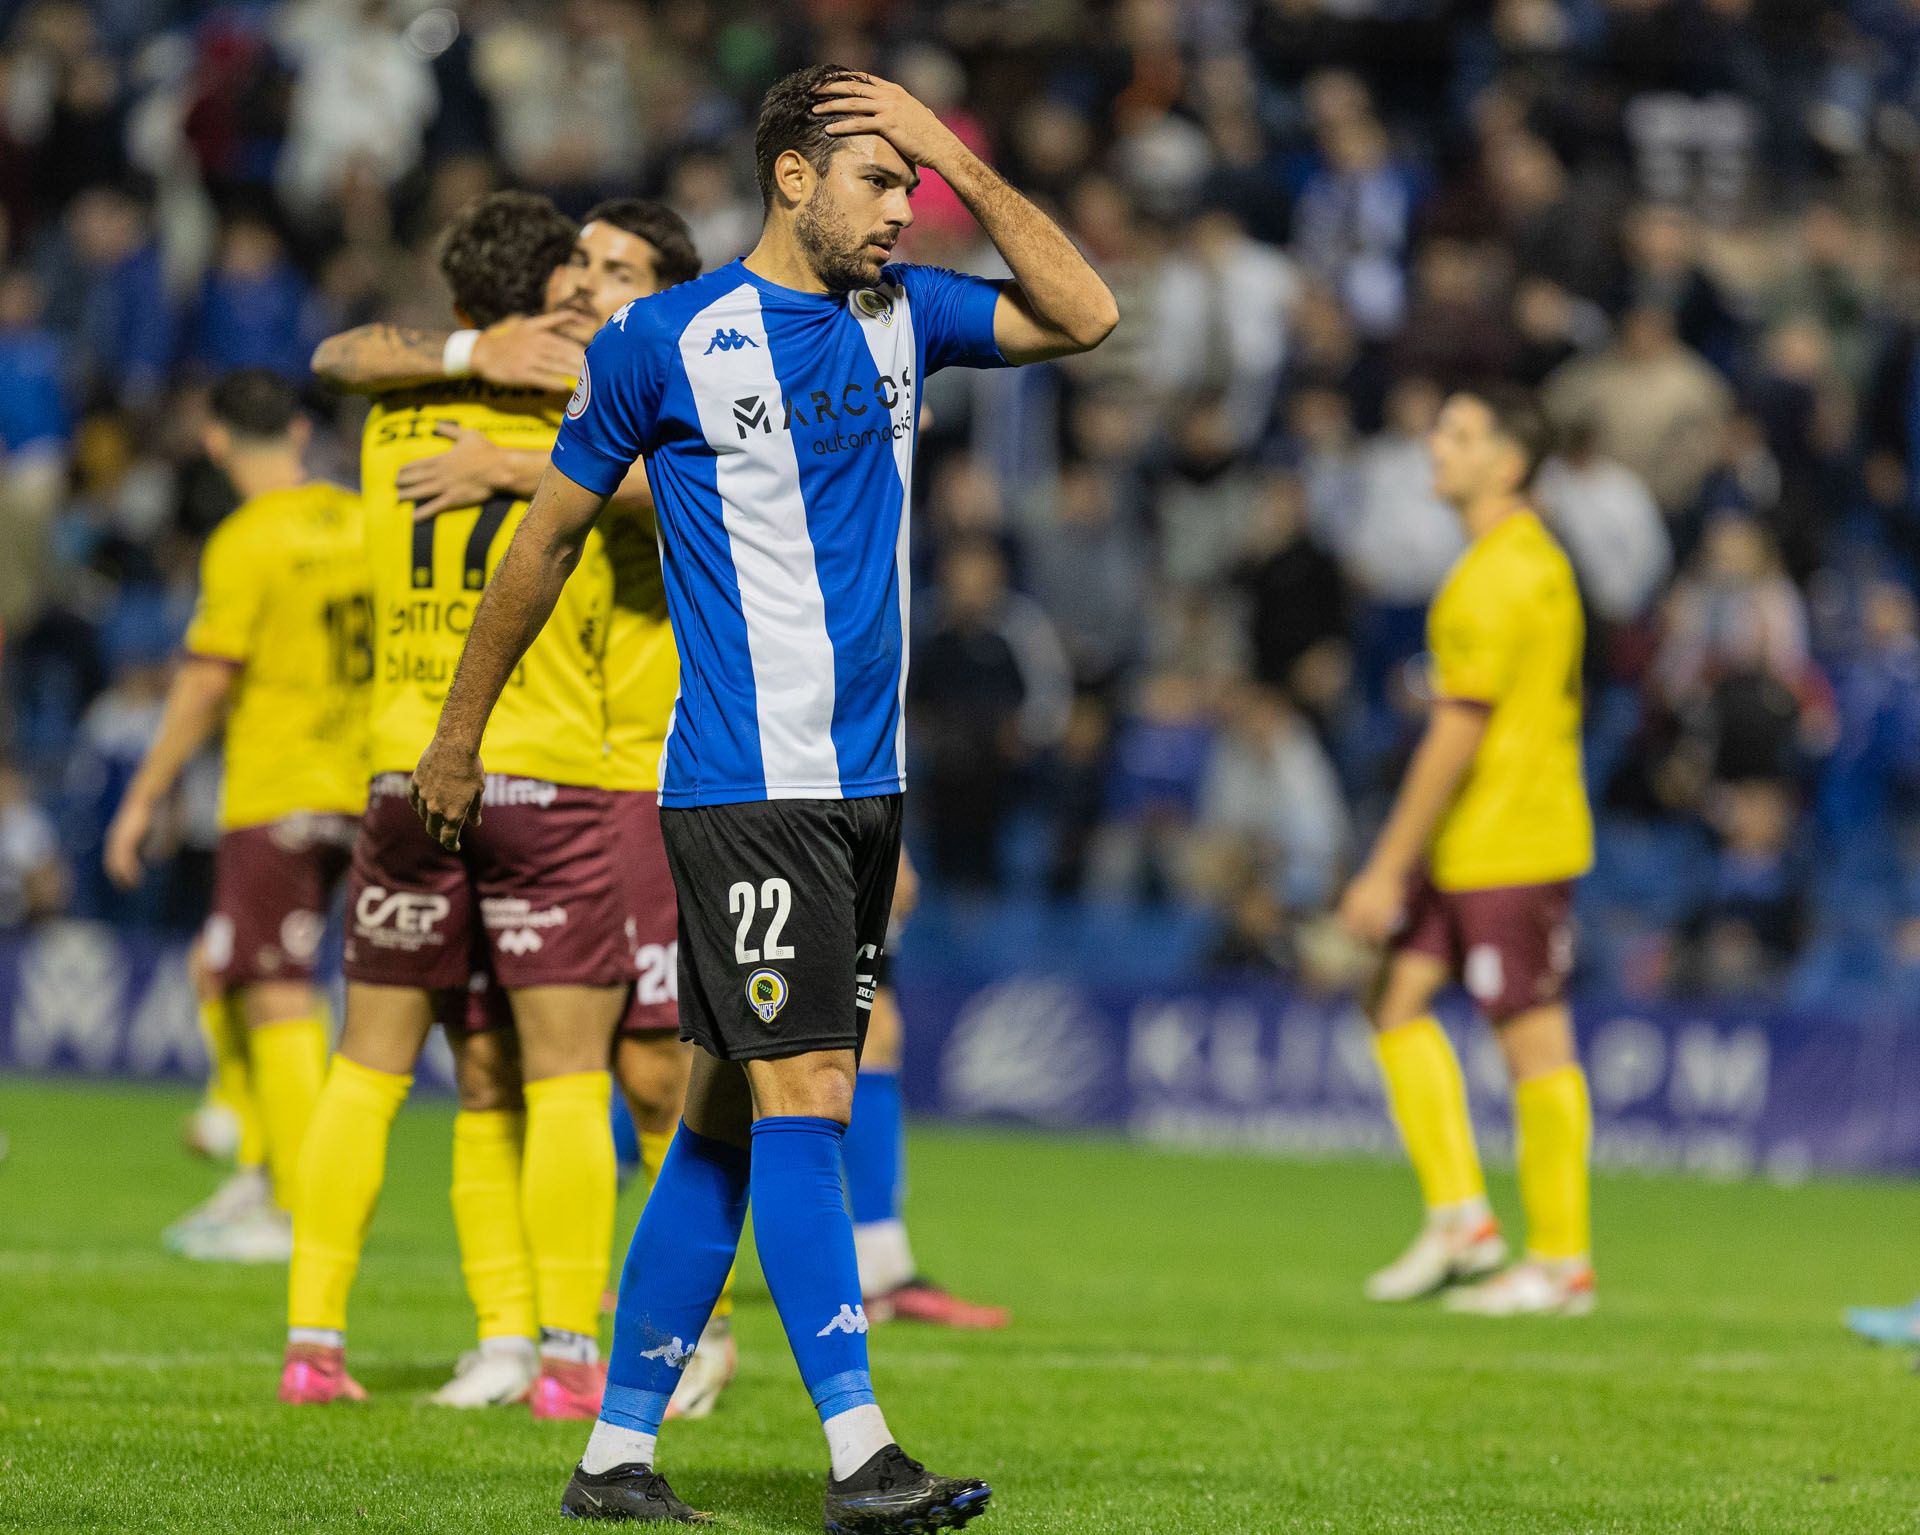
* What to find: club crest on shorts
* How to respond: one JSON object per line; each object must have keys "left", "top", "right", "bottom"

{"left": 745, "top": 967, "right": 789, "bottom": 1023}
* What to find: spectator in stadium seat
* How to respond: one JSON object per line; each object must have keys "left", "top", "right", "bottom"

{"left": 1190, "top": 677, "right": 1350, "bottom": 912}
{"left": 1535, "top": 418, "right": 1673, "bottom": 626}
{"left": 1231, "top": 467, "right": 1350, "bottom": 700}
{"left": 911, "top": 537, "right": 1073, "bottom": 890}
{"left": 38, "top": 183, "right": 173, "bottom": 410}
{"left": 1147, "top": 207, "right": 1300, "bottom": 446}
{"left": 1342, "top": 375, "right": 1465, "bottom": 611}
{"left": 0, "top": 760, "right": 66, "bottom": 930}
{"left": 1024, "top": 461, "right": 1148, "bottom": 695}
{"left": 1292, "top": 107, "right": 1419, "bottom": 339}
{"left": 187, "top": 212, "right": 317, "bottom": 379}
{"left": 0, "top": 268, "right": 70, "bottom": 627}
{"left": 1544, "top": 302, "right": 1734, "bottom": 514}
{"left": 1653, "top": 513, "right": 1812, "bottom": 710}
{"left": 1681, "top": 778, "right": 1808, "bottom": 994}
{"left": 1613, "top": 203, "right": 1742, "bottom": 375}
{"left": 1389, "top": 239, "right": 1521, "bottom": 392}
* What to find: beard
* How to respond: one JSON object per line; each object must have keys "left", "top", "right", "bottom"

{"left": 795, "top": 190, "right": 885, "bottom": 294}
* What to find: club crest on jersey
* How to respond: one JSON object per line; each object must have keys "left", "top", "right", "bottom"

{"left": 566, "top": 360, "right": 590, "bottom": 419}
{"left": 852, "top": 287, "right": 895, "bottom": 324}
{"left": 746, "top": 967, "right": 789, "bottom": 1023}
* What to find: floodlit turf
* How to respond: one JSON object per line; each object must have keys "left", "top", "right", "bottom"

{"left": 2, "top": 1078, "right": 1918, "bottom": 1533}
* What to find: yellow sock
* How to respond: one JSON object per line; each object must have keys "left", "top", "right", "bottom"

{"left": 200, "top": 995, "right": 263, "bottom": 1169}
{"left": 1375, "top": 1017, "right": 1487, "bottom": 1211}
{"left": 637, "top": 1127, "right": 674, "bottom": 1186}
{"left": 1514, "top": 1064, "right": 1593, "bottom": 1261}
{"left": 250, "top": 1017, "right": 328, "bottom": 1210}
{"left": 288, "top": 1056, "right": 411, "bottom": 1333}
{"left": 452, "top": 1109, "right": 537, "bottom": 1343}
{"left": 522, "top": 1071, "right": 615, "bottom": 1341}
{"left": 629, "top": 1125, "right": 734, "bottom": 1321}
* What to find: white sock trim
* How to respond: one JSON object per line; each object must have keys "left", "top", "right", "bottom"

{"left": 288, "top": 1327, "right": 344, "bottom": 1350}
{"left": 853, "top": 1218, "right": 916, "bottom": 1296}
{"left": 581, "top": 1419, "right": 657, "bottom": 1474}
{"left": 480, "top": 1334, "right": 537, "bottom": 1359}
{"left": 824, "top": 1403, "right": 894, "bottom": 1482}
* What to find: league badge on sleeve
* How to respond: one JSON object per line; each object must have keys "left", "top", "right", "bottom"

{"left": 566, "top": 359, "right": 590, "bottom": 419}
{"left": 745, "top": 967, "right": 789, "bottom": 1023}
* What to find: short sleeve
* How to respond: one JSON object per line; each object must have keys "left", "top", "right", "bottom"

{"left": 551, "top": 300, "right": 668, "bottom": 497}
{"left": 183, "top": 518, "right": 264, "bottom": 666}
{"left": 1429, "top": 568, "right": 1517, "bottom": 707}
{"left": 892, "top": 264, "right": 1007, "bottom": 375}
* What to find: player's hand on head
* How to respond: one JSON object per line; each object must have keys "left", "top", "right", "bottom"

{"left": 811, "top": 72, "right": 959, "bottom": 168}
{"left": 102, "top": 795, "right": 153, "bottom": 890}
{"left": 471, "top": 312, "right": 585, "bottom": 395}
{"left": 398, "top": 424, "right": 504, "bottom": 520}
{"left": 410, "top": 738, "right": 484, "bottom": 852}
{"left": 1338, "top": 866, "right": 1405, "bottom": 948}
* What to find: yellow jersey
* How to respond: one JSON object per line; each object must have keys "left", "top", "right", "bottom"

{"left": 1426, "top": 509, "right": 1593, "bottom": 891}
{"left": 184, "top": 483, "right": 371, "bottom": 830}
{"left": 598, "top": 502, "right": 679, "bottom": 793}
{"left": 361, "top": 384, "right": 612, "bottom": 784}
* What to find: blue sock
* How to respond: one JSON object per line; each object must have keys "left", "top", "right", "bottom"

{"left": 750, "top": 1116, "right": 875, "bottom": 1423}
{"left": 602, "top": 1124, "right": 749, "bottom": 1435}
{"left": 610, "top": 1088, "right": 641, "bottom": 1184}
{"left": 844, "top": 1071, "right": 904, "bottom": 1224}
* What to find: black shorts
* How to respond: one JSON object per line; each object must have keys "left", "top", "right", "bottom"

{"left": 661, "top": 794, "right": 901, "bottom": 1062}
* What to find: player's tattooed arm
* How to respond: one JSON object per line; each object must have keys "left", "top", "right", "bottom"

{"left": 310, "top": 314, "right": 584, "bottom": 395}
{"left": 399, "top": 423, "right": 654, "bottom": 518}
{"left": 813, "top": 74, "right": 1118, "bottom": 363}
{"left": 411, "top": 468, "right": 609, "bottom": 849}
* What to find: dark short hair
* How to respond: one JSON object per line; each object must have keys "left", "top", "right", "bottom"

{"left": 753, "top": 64, "right": 866, "bottom": 208}
{"left": 584, "top": 198, "right": 702, "bottom": 288}
{"left": 1468, "top": 384, "right": 1554, "bottom": 488}
{"left": 209, "top": 369, "right": 300, "bottom": 440}
{"left": 437, "top": 191, "right": 577, "bottom": 329}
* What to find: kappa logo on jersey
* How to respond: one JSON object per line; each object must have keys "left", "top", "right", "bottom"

{"left": 566, "top": 359, "right": 590, "bottom": 420}
{"left": 354, "top": 886, "right": 452, "bottom": 937}
{"left": 852, "top": 287, "right": 895, "bottom": 324}
{"left": 610, "top": 299, "right": 635, "bottom": 331}
{"left": 815, "top": 1303, "right": 869, "bottom": 1338}
{"left": 639, "top": 1334, "right": 697, "bottom": 1369}
{"left": 704, "top": 327, "right": 757, "bottom": 355}
{"left": 745, "top": 967, "right": 788, "bottom": 1022}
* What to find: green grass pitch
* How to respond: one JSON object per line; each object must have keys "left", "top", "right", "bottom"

{"left": 2, "top": 1077, "right": 1918, "bottom": 1533}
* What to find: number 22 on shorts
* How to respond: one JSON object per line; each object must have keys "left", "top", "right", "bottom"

{"left": 730, "top": 877, "right": 795, "bottom": 963}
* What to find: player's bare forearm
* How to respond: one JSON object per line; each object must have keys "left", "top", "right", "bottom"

{"left": 468, "top": 448, "right": 650, "bottom": 511}
{"left": 127, "top": 658, "right": 235, "bottom": 805}
{"left": 311, "top": 325, "right": 451, "bottom": 392}
{"left": 1363, "top": 702, "right": 1489, "bottom": 881}
{"left": 937, "top": 148, "right": 1118, "bottom": 359}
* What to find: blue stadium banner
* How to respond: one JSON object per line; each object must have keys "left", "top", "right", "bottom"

{"left": 3, "top": 924, "right": 1916, "bottom": 1175}
{"left": 894, "top": 974, "right": 1920, "bottom": 1177}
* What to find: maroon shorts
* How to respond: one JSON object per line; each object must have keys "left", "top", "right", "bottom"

{"left": 202, "top": 815, "right": 357, "bottom": 989}
{"left": 1395, "top": 872, "right": 1577, "bottom": 1022}
{"left": 614, "top": 789, "right": 680, "bottom": 1035}
{"left": 342, "top": 773, "right": 630, "bottom": 993}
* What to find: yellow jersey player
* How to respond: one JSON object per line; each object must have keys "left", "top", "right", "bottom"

{"left": 334, "top": 201, "right": 740, "bottom": 1415}
{"left": 282, "top": 192, "right": 628, "bottom": 1414}
{"left": 104, "top": 370, "right": 368, "bottom": 1264}
{"left": 1338, "top": 385, "right": 1596, "bottom": 1316}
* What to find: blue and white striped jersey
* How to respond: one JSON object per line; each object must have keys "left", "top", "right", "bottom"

{"left": 552, "top": 258, "right": 1006, "bottom": 808}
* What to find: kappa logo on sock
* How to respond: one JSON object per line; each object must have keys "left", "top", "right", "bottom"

{"left": 638, "top": 1335, "right": 697, "bottom": 1370}
{"left": 815, "top": 1303, "right": 870, "bottom": 1338}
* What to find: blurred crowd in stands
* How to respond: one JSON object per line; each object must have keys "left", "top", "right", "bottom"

{"left": 8, "top": 0, "right": 1920, "bottom": 1004}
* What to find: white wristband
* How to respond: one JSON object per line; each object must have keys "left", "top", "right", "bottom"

{"left": 442, "top": 329, "right": 480, "bottom": 378}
